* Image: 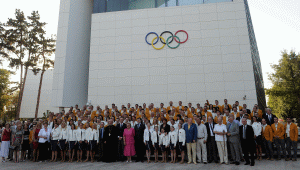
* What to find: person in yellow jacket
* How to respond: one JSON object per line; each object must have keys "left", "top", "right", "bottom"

{"left": 202, "top": 106, "right": 212, "bottom": 122}
{"left": 250, "top": 106, "right": 263, "bottom": 120}
{"left": 271, "top": 117, "right": 286, "bottom": 160}
{"left": 176, "top": 101, "right": 184, "bottom": 113}
{"left": 213, "top": 100, "right": 223, "bottom": 113}
{"left": 284, "top": 117, "right": 298, "bottom": 161}
{"left": 221, "top": 99, "right": 232, "bottom": 111}
{"left": 167, "top": 101, "right": 176, "bottom": 112}
{"left": 183, "top": 106, "right": 193, "bottom": 119}
{"left": 261, "top": 118, "right": 274, "bottom": 160}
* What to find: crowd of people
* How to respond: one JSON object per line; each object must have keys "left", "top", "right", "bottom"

{"left": 0, "top": 100, "right": 298, "bottom": 167}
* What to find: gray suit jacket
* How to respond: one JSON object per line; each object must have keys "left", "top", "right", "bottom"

{"left": 226, "top": 121, "right": 240, "bottom": 143}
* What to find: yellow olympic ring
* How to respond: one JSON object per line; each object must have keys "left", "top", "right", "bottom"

{"left": 151, "top": 36, "right": 166, "bottom": 50}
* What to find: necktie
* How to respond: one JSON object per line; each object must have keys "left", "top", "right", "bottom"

{"left": 243, "top": 126, "right": 246, "bottom": 139}
{"left": 81, "top": 130, "right": 82, "bottom": 140}
{"left": 138, "top": 124, "right": 140, "bottom": 128}
{"left": 228, "top": 123, "right": 232, "bottom": 131}
{"left": 149, "top": 131, "right": 151, "bottom": 140}
{"left": 157, "top": 133, "right": 159, "bottom": 143}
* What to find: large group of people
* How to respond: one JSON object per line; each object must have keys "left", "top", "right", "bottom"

{"left": 0, "top": 100, "right": 298, "bottom": 166}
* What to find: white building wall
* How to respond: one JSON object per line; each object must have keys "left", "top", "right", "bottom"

{"left": 20, "top": 70, "right": 58, "bottom": 118}
{"left": 88, "top": 0, "right": 257, "bottom": 108}
{"left": 52, "top": 0, "right": 93, "bottom": 108}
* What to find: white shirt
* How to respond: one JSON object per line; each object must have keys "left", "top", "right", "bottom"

{"left": 197, "top": 123, "right": 207, "bottom": 140}
{"left": 275, "top": 123, "right": 278, "bottom": 130}
{"left": 213, "top": 124, "right": 227, "bottom": 142}
{"left": 262, "top": 124, "right": 267, "bottom": 132}
{"left": 211, "top": 112, "right": 217, "bottom": 119}
{"left": 252, "top": 122, "right": 262, "bottom": 137}
{"left": 144, "top": 128, "right": 153, "bottom": 143}
{"left": 286, "top": 123, "right": 291, "bottom": 137}
{"left": 38, "top": 128, "right": 51, "bottom": 143}
{"left": 151, "top": 131, "right": 159, "bottom": 145}
{"left": 159, "top": 133, "right": 170, "bottom": 146}
{"left": 75, "top": 128, "right": 86, "bottom": 141}
{"left": 51, "top": 127, "right": 61, "bottom": 140}
{"left": 59, "top": 128, "right": 68, "bottom": 141}
{"left": 169, "top": 131, "right": 178, "bottom": 146}
{"left": 178, "top": 128, "right": 186, "bottom": 146}
{"left": 68, "top": 129, "right": 77, "bottom": 141}
{"left": 231, "top": 112, "right": 238, "bottom": 119}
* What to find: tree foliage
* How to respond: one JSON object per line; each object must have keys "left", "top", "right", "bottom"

{"left": 266, "top": 50, "right": 300, "bottom": 120}
{"left": 0, "top": 69, "right": 18, "bottom": 123}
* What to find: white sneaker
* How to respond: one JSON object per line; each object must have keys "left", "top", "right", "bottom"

{"left": 130, "top": 161, "right": 132, "bottom": 163}
{"left": 126, "top": 160, "right": 129, "bottom": 163}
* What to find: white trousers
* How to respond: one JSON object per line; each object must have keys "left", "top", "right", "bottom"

{"left": 186, "top": 142, "right": 197, "bottom": 163}
{"left": 216, "top": 141, "right": 228, "bottom": 163}
{"left": 196, "top": 139, "right": 207, "bottom": 162}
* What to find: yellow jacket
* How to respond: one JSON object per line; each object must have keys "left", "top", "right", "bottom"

{"left": 271, "top": 123, "right": 285, "bottom": 139}
{"left": 284, "top": 123, "right": 298, "bottom": 142}
{"left": 262, "top": 125, "right": 273, "bottom": 142}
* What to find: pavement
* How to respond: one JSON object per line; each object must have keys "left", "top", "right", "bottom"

{"left": 1, "top": 159, "right": 300, "bottom": 170}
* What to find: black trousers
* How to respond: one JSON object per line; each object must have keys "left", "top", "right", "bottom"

{"left": 117, "top": 139, "right": 124, "bottom": 161}
{"left": 135, "top": 139, "right": 145, "bottom": 161}
{"left": 38, "top": 142, "right": 49, "bottom": 161}
{"left": 241, "top": 139, "right": 255, "bottom": 164}
{"left": 207, "top": 137, "right": 218, "bottom": 162}
{"left": 97, "top": 139, "right": 104, "bottom": 160}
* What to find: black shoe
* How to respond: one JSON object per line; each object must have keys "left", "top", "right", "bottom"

{"left": 141, "top": 160, "right": 144, "bottom": 163}
{"left": 250, "top": 162, "right": 255, "bottom": 166}
{"left": 136, "top": 160, "right": 139, "bottom": 162}
{"left": 245, "top": 162, "right": 250, "bottom": 165}
{"left": 235, "top": 162, "right": 240, "bottom": 165}
{"left": 208, "top": 160, "right": 212, "bottom": 163}
{"left": 204, "top": 162, "right": 207, "bottom": 164}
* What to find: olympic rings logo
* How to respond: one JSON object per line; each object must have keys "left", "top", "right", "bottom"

{"left": 145, "top": 30, "right": 189, "bottom": 50}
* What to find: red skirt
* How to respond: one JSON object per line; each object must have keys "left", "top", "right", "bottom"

{"left": 33, "top": 142, "right": 39, "bottom": 149}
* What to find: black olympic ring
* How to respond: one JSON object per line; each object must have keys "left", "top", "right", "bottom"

{"left": 160, "top": 31, "right": 174, "bottom": 44}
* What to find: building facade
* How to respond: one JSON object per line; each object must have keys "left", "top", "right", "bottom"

{"left": 51, "top": 0, "right": 266, "bottom": 110}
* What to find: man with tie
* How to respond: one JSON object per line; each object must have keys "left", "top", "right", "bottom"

{"left": 97, "top": 122, "right": 105, "bottom": 162}
{"left": 134, "top": 118, "right": 145, "bottom": 162}
{"left": 262, "top": 108, "right": 275, "bottom": 125}
{"left": 205, "top": 116, "right": 218, "bottom": 163}
{"left": 183, "top": 118, "right": 198, "bottom": 164}
{"left": 240, "top": 118, "right": 255, "bottom": 166}
{"left": 227, "top": 115, "right": 241, "bottom": 165}
{"left": 116, "top": 118, "right": 127, "bottom": 161}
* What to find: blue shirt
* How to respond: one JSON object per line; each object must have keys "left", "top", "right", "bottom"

{"left": 183, "top": 123, "right": 198, "bottom": 143}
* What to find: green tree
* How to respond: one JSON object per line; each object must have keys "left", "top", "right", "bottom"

{"left": 266, "top": 50, "right": 300, "bottom": 121}
{"left": 0, "top": 22, "right": 15, "bottom": 64}
{"left": 0, "top": 69, "right": 18, "bottom": 123}
{"left": 34, "top": 33, "right": 55, "bottom": 119}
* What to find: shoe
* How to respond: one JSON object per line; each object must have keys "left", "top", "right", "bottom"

{"left": 221, "top": 162, "right": 225, "bottom": 164}
{"left": 130, "top": 161, "right": 132, "bottom": 163}
{"left": 266, "top": 158, "right": 270, "bottom": 160}
{"left": 208, "top": 160, "right": 212, "bottom": 163}
{"left": 292, "top": 159, "right": 297, "bottom": 161}
{"left": 285, "top": 158, "right": 289, "bottom": 161}
{"left": 235, "top": 162, "right": 240, "bottom": 165}
{"left": 230, "top": 161, "right": 236, "bottom": 164}
{"left": 244, "top": 162, "right": 250, "bottom": 165}
{"left": 187, "top": 161, "right": 191, "bottom": 164}
{"left": 204, "top": 162, "right": 207, "bottom": 164}
{"left": 2, "top": 160, "right": 5, "bottom": 163}
{"left": 141, "top": 160, "right": 144, "bottom": 163}
{"left": 194, "top": 162, "right": 197, "bottom": 165}
{"left": 277, "top": 158, "right": 281, "bottom": 160}
{"left": 126, "top": 160, "right": 129, "bottom": 163}
{"left": 250, "top": 162, "right": 255, "bottom": 166}
{"left": 197, "top": 160, "right": 201, "bottom": 163}
{"left": 270, "top": 158, "right": 274, "bottom": 161}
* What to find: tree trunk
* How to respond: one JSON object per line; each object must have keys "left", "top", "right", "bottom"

{"left": 35, "top": 70, "right": 44, "bottom": 119}
{"left": 16, "top": 32, "right": 24, "bottom": 120}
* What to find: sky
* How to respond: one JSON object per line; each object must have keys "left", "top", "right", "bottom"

{"left": 0, "top": 0, "right": 300, "bottom": 91}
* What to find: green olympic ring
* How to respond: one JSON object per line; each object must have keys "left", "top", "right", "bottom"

{"left": 166, "top": 36, "right": 180, "bottom": 49}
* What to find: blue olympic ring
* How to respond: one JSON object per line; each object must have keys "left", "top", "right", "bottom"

{"left": 145, "top": 32, "right": 159, "bottom": 45}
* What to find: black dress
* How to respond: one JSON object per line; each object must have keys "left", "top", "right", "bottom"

{"left": 103, "top": 125, "right": 119, "bottom": 162}
{"left": 22, "top": 130, "right": 30, "bottom": 151}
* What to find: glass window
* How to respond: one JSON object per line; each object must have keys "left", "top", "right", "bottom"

{"left": 93, "top": 0, "right": 233, "bottom": 14}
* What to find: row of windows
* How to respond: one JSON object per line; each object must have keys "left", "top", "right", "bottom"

{"left": 93, "top": 0, "right": 233, "bottom": 14}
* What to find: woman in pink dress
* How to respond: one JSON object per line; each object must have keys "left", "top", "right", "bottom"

{"left": 123, "top": 123, "right": 135, "bottom": 162}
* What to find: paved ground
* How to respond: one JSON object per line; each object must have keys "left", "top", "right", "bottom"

{"left": 1, "top": 159, "right": 300, "bottom": 170}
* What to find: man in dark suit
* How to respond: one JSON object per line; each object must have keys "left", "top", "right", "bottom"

{"left": 97, "top": 122, "right": 105, "bottom": 162}
{"left": 134, "top": 118, "right": 145, "bottom": 162}
{"left": 240, "top": 118, "right": 255, "bottom": 166}
{"left": 205, "top": 116, "right": 218, "bottom": 163}
{"left": 116, "top": 118, "right": 127, "bottom": 161}
{"left": 262, "top": 108, "right": 275, "bottom": 125}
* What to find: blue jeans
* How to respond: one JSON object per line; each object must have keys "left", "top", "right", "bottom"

{"left": 263, "top": 138, "right": 273, "bottom": 158}
{"left": 274, "top": 138, "right": 286, "bottom": 158}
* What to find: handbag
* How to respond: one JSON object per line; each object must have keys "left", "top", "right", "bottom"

{"left": 9, "top": 145, "right": 16, "bottom": 150}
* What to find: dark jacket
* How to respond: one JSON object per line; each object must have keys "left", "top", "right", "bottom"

{"left": 116, "top": 123, "right": 127, "bottom": 137}
{"left": 160, "top": 124, "right": 170, "bottom": 133}
{"left": 262, "top": 113, "right": 275, "bottom": 125}
{"left": 134, "top": 123, "right": 145, "bottom": 141}
{"left": 183, "top": 123, "right": 197, "bottom": 143}
{"left": 205, "top": 122, "right": 216, "bottom": 142}
{"left": 239, "top": 125, "right": 255, "bottom": 148}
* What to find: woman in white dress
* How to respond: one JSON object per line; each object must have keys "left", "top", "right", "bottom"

{"left": 169, "top": 126, "right": 178, "bottom": 163}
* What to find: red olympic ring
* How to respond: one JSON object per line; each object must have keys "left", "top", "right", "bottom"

{"left": 174, "top": 30, "right": 188, "bottom": 44}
